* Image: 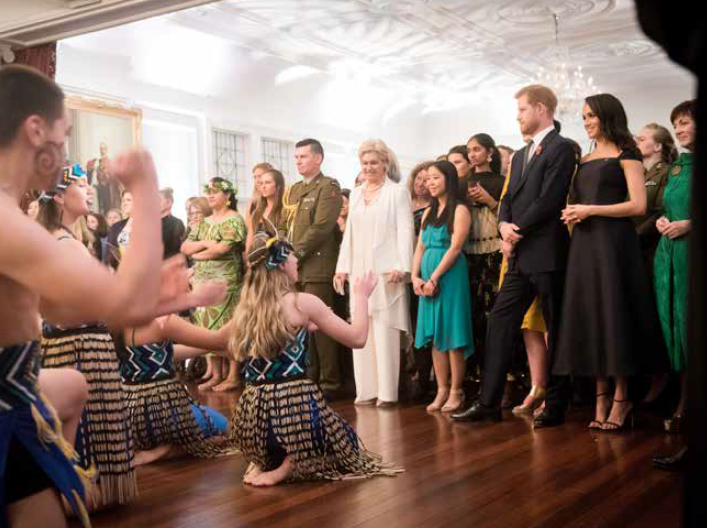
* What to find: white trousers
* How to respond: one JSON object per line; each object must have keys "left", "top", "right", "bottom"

{"left": 353, "top": 318, "right": 401, "bottom": 403}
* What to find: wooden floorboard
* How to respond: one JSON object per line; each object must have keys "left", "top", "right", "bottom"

{"left": 79, "top": 385, "right": 683, "bottom": 528}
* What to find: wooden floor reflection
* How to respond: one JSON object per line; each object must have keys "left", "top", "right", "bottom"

{"left": 83, "top": 385, "right": 683, "bottom": 528}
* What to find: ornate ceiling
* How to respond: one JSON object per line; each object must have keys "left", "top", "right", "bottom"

{"left": 168, "top": 0, "right": 686, "bottom": 99}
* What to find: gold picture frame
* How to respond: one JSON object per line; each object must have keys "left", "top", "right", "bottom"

{"left": 65, "top": 97, "right": 142, "bottom": 214}
{"left": 66, "top": 96, "right": 142, "bottom": 168}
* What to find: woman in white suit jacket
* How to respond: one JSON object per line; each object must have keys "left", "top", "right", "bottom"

{"left": 335, "top": 139, "right": 415, "bottom": 405}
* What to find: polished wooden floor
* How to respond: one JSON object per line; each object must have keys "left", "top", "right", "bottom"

{"left": 82, "top": 386, "right": 683, "bottom": 528}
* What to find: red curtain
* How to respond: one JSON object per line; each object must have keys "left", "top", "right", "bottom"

{"left": 10, "top": 42, "right": 58, "bottom": 212}
{"left": 13, "top": 42, "right": 57, "bottom": 79}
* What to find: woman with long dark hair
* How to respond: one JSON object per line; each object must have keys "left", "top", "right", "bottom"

{"left": 181, "top": 177, "right": 246, "bottom": 392}
{"left": 554, "top": 93, "right": 663, "bottom": 431}
{"left": 37, "top": 165, "right": 139, "bottom": 508}
{"left": 413, "top": 160, "right": 474, "bottom": 413}
{"left": 463, "top": 133, "right": 505, "bottom": 378}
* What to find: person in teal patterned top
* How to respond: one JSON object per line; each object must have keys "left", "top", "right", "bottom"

{"left": 412, "top": 161, "right": 474, "bottom": 414}
{"left": 181, "top": 177, "right": 246, "bottom": 392}
{"left": 654, "top": 100, "right": 696, "bottom": 433}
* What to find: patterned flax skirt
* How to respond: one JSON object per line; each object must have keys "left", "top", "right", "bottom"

{"left": 1, "top": 342, "right": 92, "bottom": 528}
{"left": 231, "top": 378, "right": 402, "bottom": 482}
{"left": 41, "top": 326, "right": 137, "bottom": 507}
{"left": 123, "top": 378, "right": 238, "bottom": 458}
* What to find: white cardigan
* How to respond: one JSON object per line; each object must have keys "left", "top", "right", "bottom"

{"left": 336, "top": 178, "right": 415, "bottom": 277}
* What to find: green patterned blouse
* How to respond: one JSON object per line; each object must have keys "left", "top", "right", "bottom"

{"left": 188, "top": 214, "right": 246, "bottom": 331}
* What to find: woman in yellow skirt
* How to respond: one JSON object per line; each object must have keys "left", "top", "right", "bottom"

{"left": 497, "top": 164, "right": 548, "bottom": 414}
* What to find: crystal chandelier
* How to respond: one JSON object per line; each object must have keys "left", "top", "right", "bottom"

{"left": 535, "top": 13, "right": 599, "bottom": 122}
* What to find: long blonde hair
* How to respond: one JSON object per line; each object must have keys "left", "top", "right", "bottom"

{"left": 229, "top": 234, "right": 297, "bottom": 361}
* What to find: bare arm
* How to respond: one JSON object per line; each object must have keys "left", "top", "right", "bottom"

{"left": 297, "top": 273, "right": 376, "bottom": 349}
{"left": 428, "top": 205, "right": 471, "bottom": 284}
{"left": 173, "top": 344, "right": 230, "bottom": 361}
{"left": 412, "top": 209, "right": 430, "bottom": 281}
{"left": 161, "top": 314, "right": 231, "bottom": 351}
{"left": 181, "top": 239, "right": 209, "bottom": 256}
{"left": 1, "top": 150, "right": 166, "bottom": 328}
{"left": 589, "top": 160, "right": 647, "bottom": 217}
{"left": 563, "top": 160, "right": 646, "bottom": 224}
{"left": 191, "top": 242, "right": 232, "bottom": 260}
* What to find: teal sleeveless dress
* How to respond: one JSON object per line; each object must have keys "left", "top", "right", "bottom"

{"left": 414, "top": 223, "right": 474, "bottom": 358}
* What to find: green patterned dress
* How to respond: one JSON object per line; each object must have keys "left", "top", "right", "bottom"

{"left": 188, "top": 214, "right": 246, "bottom": 343}
{"left": 654, "top": 152, "right": 692, "bottom": 372}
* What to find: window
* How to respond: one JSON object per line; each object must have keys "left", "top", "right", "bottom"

{"left": 261, "top": 137, "right": 296, "bottom": 183}
{"left": 212, "top": 128, "right": 248, "bottom": 195}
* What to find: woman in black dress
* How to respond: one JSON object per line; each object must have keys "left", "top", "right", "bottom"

{"left": 555, "top": 93, "right": 661, "bottom": 431}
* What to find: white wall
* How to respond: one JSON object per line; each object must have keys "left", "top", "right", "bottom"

{"left": 57, "top": 39, "right": 427, "bottom": 221}
{"left": 417, "top": 80, "right": 698, "bottom": 158}
{"left": 57, "top": 28, "right": 697, "bottom": 225}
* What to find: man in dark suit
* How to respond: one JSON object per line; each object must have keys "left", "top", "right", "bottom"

{"left": 452, "top": 85, "right": 578, "bottom": 427}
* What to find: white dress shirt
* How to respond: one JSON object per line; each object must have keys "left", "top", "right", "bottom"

{"left": 526, "top": 124, "right": 556, "bottom": 165}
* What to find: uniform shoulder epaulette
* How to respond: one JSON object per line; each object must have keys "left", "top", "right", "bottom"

{"left": 324, "top": 177, "right": 341, "bottom": 189}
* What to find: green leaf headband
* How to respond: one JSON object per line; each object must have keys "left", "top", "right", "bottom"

{"left": 204, "top": 180, "right": 237, "bottom": 196}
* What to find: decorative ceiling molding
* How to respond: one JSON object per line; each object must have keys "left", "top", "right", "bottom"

{"left": 165, "top": 0, "right": 681, "bottom": 99}
{"left": 496, "top": 0, "right": 616, "bottom": 25}
{"left": 0, "top": 0, "right": 222, "bottom": 47}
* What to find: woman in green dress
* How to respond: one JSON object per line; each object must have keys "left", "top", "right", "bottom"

{"left": 181, "top": 177, "right": 246, "bottom": 392}
{"left": 412, "top": 160, "right": 474, "bottom": 413}
{"left": 654, "top": 100, "right": 696, "bottom": 433}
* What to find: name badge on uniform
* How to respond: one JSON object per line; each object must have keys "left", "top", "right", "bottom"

{"left": 303, "top": 196, "right": 316, "bottom": 203}
{"left": 645, "top": 181, "right": 657, "bottom": 187}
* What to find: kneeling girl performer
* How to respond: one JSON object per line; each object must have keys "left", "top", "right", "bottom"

{"left": 113, "top": 315, "right": 239, "bottom": 466}
{"left": 229, "top": 234, "right": 403, "bottom": 486}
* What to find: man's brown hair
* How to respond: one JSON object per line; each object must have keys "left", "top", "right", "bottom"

{"left": 0, "top": 65, "right": 65, "bottom": 148}
{"left": 515, "top": 84, "right": 558, "bottom": 116}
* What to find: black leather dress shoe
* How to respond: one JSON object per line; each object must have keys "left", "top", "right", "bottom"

{"left": 533, "top": 407, "right": 565, "bottom": 429}
{"left": 653, "top": 447, "right": 687, "bottom": 471}
{"left": 450, "top": 402, "right": 502, "bottom": 422}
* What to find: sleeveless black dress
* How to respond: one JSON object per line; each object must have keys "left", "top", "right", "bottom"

{"left": 553, "top": 149, "right": 663, "bottom": 376}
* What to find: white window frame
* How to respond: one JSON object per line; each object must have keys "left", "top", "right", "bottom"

{"left": 261, "top": 137, "right": 296, "bottom": 184}
{"left": 212, "top": 128, "right": 248, "bottom": 198}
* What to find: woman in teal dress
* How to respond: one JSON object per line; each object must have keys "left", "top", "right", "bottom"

{"left": 413, "top": 161, "right": 474, "bottom": 413}
{"left": 181, "top": 177, "right": 246, "bottom": 392}
{"left": 654, "top": 99, "right": 696, "bottom": 433}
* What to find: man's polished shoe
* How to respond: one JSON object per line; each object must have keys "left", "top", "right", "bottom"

{"left": 450, "top": 402, "right": 502, "bottom": 422}
{"left": 533, "top": 407, "right": 565, "bottom": 429}
{"left": 653, "top": 447, "right": 687, "bottom": 471}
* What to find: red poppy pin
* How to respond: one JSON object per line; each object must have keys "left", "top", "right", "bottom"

{"left": 535, "top": 145, "right": 543, "bottom": 156}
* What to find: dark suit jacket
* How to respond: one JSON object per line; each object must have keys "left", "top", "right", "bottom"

{"left": 499, "top": 129, "right": 577, "bottom": 274}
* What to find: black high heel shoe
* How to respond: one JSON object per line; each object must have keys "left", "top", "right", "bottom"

{"left": 602, "top": 399, "right": 635, "bottom": 432}
{"left": 588, "top": 392, "right": 611, "bottom": 430}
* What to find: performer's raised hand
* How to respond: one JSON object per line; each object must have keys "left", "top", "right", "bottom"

{"left": 107, "top": 148, "right": 158, "bottom": 190}
{"left": 353, "top": 271, "right": 378, "bottom": 298}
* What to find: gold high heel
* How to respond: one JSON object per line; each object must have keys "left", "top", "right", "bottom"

{"left": 664, "top": 413, "right": 684, "bottom": 434}
{"left": 512, "top": 385, "right": 547, "bottom": 415}
{"left": 426, "top": 387, "right": 450, "bottom": 412}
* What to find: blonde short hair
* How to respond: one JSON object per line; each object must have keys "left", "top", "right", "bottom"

{"left": 358, "top": 139, "right": 401, "bottom": 183}
{"left": 515, "top": 84, "right": 558, "bottom": 116}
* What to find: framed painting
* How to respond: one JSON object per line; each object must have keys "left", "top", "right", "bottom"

{"left": 65, "top": 97, "right": 142, "bottom": 214}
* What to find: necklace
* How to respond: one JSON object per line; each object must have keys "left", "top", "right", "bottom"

{"left": 364, "top": 181, "right": 384, "bottom": 194}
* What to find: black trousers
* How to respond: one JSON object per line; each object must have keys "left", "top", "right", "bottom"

{"left": 479, "top": 258, "right": 570, "bottom": 410}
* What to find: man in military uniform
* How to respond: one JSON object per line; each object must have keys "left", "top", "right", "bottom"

{"left": 288, "top": 138, "right": 344, "bottom": 400}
